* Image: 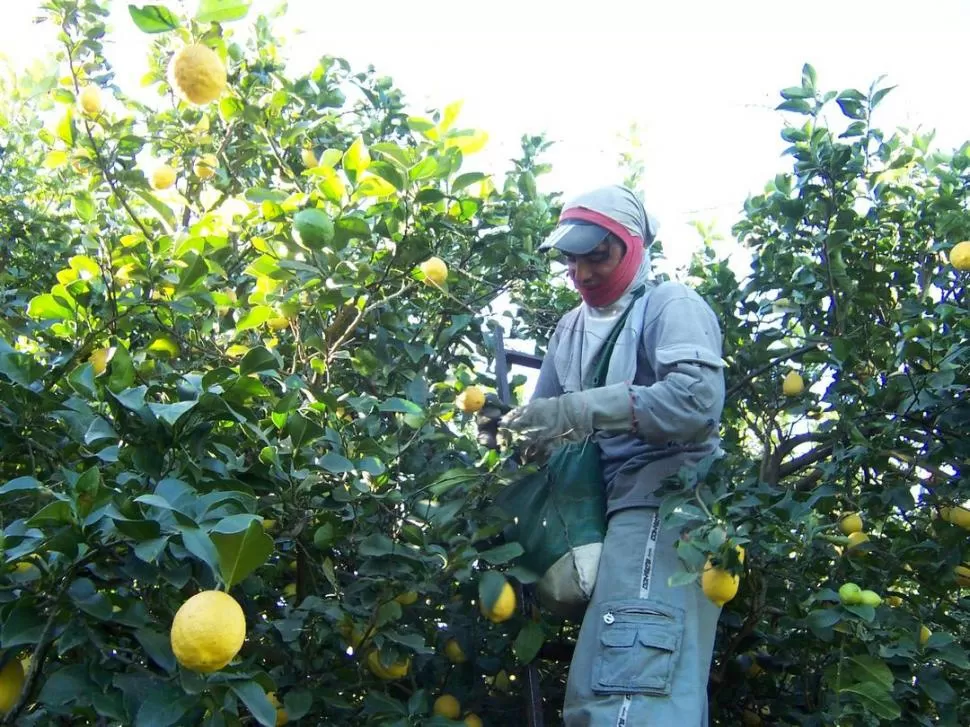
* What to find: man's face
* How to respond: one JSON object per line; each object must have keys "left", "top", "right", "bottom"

{"left": 564, "top": 235, "right": 626, "bottom": 292}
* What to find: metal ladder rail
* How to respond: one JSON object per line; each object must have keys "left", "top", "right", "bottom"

{"left": 491, "top": 325, "right": 545, "bottom": 727}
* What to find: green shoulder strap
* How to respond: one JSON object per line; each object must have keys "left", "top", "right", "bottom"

{"left": 590, "top": 286, "right": 645, "bottom": 389}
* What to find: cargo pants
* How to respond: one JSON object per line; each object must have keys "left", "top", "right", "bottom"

{"left": 562, "top": 507, "right": 721, "bottom": 726}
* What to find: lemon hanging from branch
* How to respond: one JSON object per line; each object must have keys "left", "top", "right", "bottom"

{"left": 168, "top": 43, "right": 227, "bottom": 106}
{"left": 170, "top": 591, "right": 246, "bottom": 672}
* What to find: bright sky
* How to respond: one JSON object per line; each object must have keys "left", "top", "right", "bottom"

{"left": 4, "top": 1, "right": 970, "bottom": 389}
{"left": 5, "top": 1, "right": 970, "bottom": 276}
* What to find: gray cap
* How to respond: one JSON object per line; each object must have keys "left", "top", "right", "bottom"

{"left": 540, "top": 185, "right": 657, "bottom": 254}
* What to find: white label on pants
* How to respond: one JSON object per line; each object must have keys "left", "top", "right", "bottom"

{"left": 616, "top": 695, "right": 632, "bottom": 727}
{"left": 639, "top": 511, "right": 660, "bottom": 599}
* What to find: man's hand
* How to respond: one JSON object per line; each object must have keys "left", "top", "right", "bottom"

{"left": 475, "top": 393, "right": 512, "bottom": 450}
{"left": 500, "top": 384, "right": 635, "bottom": 462}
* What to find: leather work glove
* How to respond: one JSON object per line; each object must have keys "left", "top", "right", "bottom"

{"left": 500, "top": 383, "right": 634, "bottom": 462}
{"left": 475, "top": 392, "right": 512, "bottom": 450}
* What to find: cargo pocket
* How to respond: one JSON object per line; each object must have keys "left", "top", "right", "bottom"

{"left": 591, "top": 598, "right": 684, "bottom": 696}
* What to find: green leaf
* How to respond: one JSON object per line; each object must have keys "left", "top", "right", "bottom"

{"left": 847, "top": 656, "right": 893, "bottom": 690}
{"left": 842, "top": 681, "right": 901, "bottom": 719}
{"left": 57, "top": 107, "right": 77, "bottom": 146}
{"left": 135, "top": 629, "right": 177, "bottom": 672}
{"left": 128, "top": 4, "right": 182, "bottom": 33}
{"left": 282, "top": 690, "right": 313, "bottom": 720}
{"left": 27, "top": 500, "right": 74, "bottom": 526}
{"left": 239, "top": 346, "right": 278, "bottom": 375}
{"left": 134, "top": 189, "right": 177, "bottom": 230}
{"left": 107, "top": 340, "right": 136, "bottom": 393}
{"left": 1, "top": 600, "right": 45, "bottom": 647}
{"left": 148, "top": 401, "right": 198, "bottom": 427}
{"left": 195, "top": 0, "right": 252, "bottom": 24}
{"left": 180, "top": 527, "right": 221, "bottom": 579}
{"left": 230, "top": 681, "right": 277, "bottom": 727}
{"left": 320, "top": 452, "right": 354, "bottom": 473}
{"left": 453, "top": 172, "right": 486, "bottom": 192}
{"left": 408, "top": 157, "right": 438, "bottom": 181}
{"left": 68, "top": 578, "right": 114, "bottom": 620}
{"left": 478, "top": 542, "right": 524, "bottom": 565}
{"left": 236, "top": 305, "right": 275, "bottom": 332}
{"left": 379, "top": 397, "right": 422, "bottom": 415}
{"left": 358, "top": 533, "right": 415, "bottom": 558}
{"left": 134, "top": 689, "right": 196, "bottom": 727}
{"left": 918, "top": 673, "right": 957, "bottom": 704}
{"left": 0, "top": 476, "right": 41, "bottom": 495}
{"left": 478, "top": 570, "right": 510, "bottom": 615}
{"left": 805, "top": 608, "right": 840, "bottom": 636}
{"left": 28, "top": 293, "right": 75, "bottom": 321}
{"left": 176, "top": 252, "right": 207, "bottom": 292}
{"left": 667, "top": 570, "right": 700, "bottom": 587}
{"left": 512, "top": 621, "right": 544, "bottom": 664}
{"left": 368, "top": 161, "right": 406, "bottom": 191}
{"left": 211, "top": 520, "right": 274, "bottom": 588}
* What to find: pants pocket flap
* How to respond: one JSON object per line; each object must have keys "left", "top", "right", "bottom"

{"left": 637, "top": 627, "right": 679, "bottom": 652}
{"left": 600, "top": 625, "right": 638, "bottom": 648}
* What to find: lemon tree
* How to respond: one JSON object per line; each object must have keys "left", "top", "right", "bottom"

{"left": 0, "top": 1, "right": 557, "bottom": 724}
{"left": 4, "top": 3, "right": 970, "bottom": 726}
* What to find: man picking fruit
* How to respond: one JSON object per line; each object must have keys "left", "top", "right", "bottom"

{"left": 502, "top": 184, "right": 727, "bottom": 725}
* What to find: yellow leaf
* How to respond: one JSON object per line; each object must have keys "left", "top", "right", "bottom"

{"left": 356, "top": 175, "right": 397, "bottom": 198}
{"left": 343, "top": 137, "right": 370, "bottom": 174}
{"left": 445, "top": 130, "right": 488, "bottom": 155}
{"left": 44, "top": 149, "right": 69, "bottom": 169}
{"left": 319, "top": 148, "right": 343, "bottom": 167}
{"left": 56, "top": 268, "right": 79, "bottom": 285}
{"left": 318, "top": 167, "right": 346, "bottom": 204}
{"left": 440, "top": 100, "right": 463, "bottom": 133}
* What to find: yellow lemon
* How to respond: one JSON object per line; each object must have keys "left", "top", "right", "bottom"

{"left": 0, "top": 657, "right": 25, "bottom": 714}
{"left": 194, "top": 153, "right": 218, "bottom": 180}
{"left": 919, "top": 624, "right": 932, "bottom": 645}
{"left": 457, "top": 386, "right": 486, "bottom": 414}
{"left": 78, "top": 85, "right": 103, "bottom": 117}
{"left": 419, "top": 256, "right": 448, "bottom": 286}
{"left": 940, "top": 505, "right": 970, "bottom": 530}
{"left": 89, "top": 347, "right": 110, "bottom": 376}
{"left": 782, "top": 371, "right": 804, "bottom": 396}
{"left": 170, "top": 590, "right": 246, "bottom": 673}
{"left": 168, "top": 43, "right": 227, "bottom": 106}
{"left": 839, "top": 513, "right": 863, "bottom": 535}
{"left": 366, "top": 649, "right": 409, "bottom": 680}
{"left": 394, "top": 591, "right": 418, "bottom": 605}
{"left": 267, "top": 692, "right": 288, "bottom": 726}
{"left": 954, "top": 564, "right": 970, "bottom": 588}
{"left": 701, "top": 562, "right": 739, "bottom": 607}
{"left": 444, "top": 638, "right": 467, "bottom": 664}
{"left": 480, "top": 580, "right": 517, "bottom": 623}
{"left": 301, "top": 148, "right": 318, "bottom": 168}
{"left": 267, "top": 316, "right": 291, "bottom": 331}
{"left": 433, "top": 694, "right": 461, "bottom": 719}
{"left": 151, "top": 164, "right": 177, "bottom": 190}
{"left": 464, "top": 713, "right": 484, "bottom": 727}
{"left": 846, "top": 531, "right": 869, "bottom": 551}
{"left": 949, "top": 241, "right": 970, "bottom": 271}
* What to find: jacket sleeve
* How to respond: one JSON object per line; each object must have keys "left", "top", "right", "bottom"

{"left": 629, "top": 292, "right": 726, "bottom": 445}
{"left": 529, "top": 327, "right": 564, "bottom": 402}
